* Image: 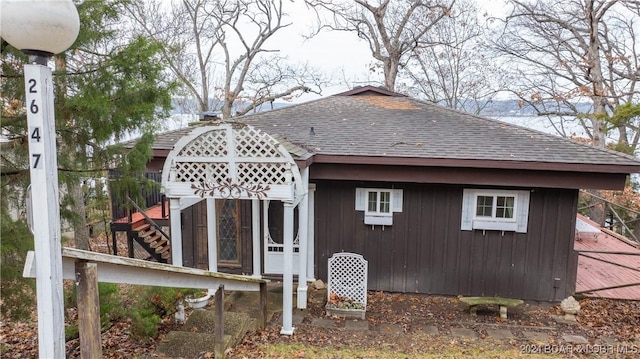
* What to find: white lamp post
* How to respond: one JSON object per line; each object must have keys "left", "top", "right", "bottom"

{"left": 1, "top": 1, "right": 80, "bottom": 358}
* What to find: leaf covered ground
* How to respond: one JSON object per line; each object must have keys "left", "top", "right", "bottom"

{"left": 226, "top": 288, "right": 640, "bottom": 358}
{"left": 4, "top": 287, "right": 638, "bottom": 358}
{"left": 1, "top": 233, "right": 639, "bottom": 358}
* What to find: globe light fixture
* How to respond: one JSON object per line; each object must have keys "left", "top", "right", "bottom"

{"left": 1, "top": 0, "right": 80, "bottom": 57}
{"left": 1, "top": 1, "right": 80, "bottom": 358}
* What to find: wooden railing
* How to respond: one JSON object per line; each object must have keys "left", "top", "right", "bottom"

{"left": 579, "top": 190, "right": 640, "bottom": 247}
{"left": 24, "top": 247, "right": 269, "bottom": 358}
{"left": 127, "top": 196, "right": 170, "bottom": 240}
{"left": 109, "top": 170, "right": 165, "bottom": 221}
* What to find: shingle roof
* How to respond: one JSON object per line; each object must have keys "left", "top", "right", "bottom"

{"left": 149, "top": 87, "right": 640, "bottom": 173}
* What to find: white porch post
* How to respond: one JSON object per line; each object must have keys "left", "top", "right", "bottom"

{"left": 206, "top": 198, "right": 218, "bottom": 272}
{"left": 252, "top": 199, "right": 261, "bottom": 277}
{"left": 262, "top": 200, "right": 270, "bottom": 272}
{"left": 3, "top": 2, "right": 79, "bottom": 356}
{"left": 296, "top": 168, "right": 309, "bottom": 308}
{"left": 281, "top": 202, "right": 295, "bottom": 335}
{"left": 169, "top": 198, "right": 183, "bottom": 266}
{"left": 24, "top": 61, "right": 65, "bottom": 359}
{"left": 307, "top": 184, "right": 316, "bottom": 280}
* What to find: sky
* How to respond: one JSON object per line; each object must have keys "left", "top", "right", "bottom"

{"left": 166, "top": 0, "right": 511, "bottom": 129}
{"left": 269, "top": 0, "right": 509, "bottom": 102}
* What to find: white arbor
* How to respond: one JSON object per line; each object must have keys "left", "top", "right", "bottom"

{"left": 161, "top": 122, "right": 310, "bottom": 334}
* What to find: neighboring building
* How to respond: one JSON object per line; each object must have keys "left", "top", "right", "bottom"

{"left": 116, "top": 86, "right": 640, "bottom": 311}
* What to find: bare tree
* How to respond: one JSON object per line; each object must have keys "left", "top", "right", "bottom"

{"left": 125, "top": 0, "right": 325, "bottom": 118}
{"left": 491, "top": 0, "right": 640, "bottom": 226}
{"left": 401, "top": 0, "right": 504, "bottom": 113}
{"left": 491, "top": 0, "right": 640, "bottom": 150}
{"left": 305, "top": 0, "right": 455, "bottom": 91}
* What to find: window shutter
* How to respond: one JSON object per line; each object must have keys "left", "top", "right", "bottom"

{"left": 460, "top": 189, "right": 473, "bottom": 231}
{"left": 392, "top": 189, "right": 403, "bottom": 212}
{"left": 516, "top": 190, "right": 530, "bottom": 233}
{"left": 355, "top": 188, "right": 366, "bottom": 211}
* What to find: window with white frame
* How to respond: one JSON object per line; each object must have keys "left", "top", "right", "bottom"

{"left": 356, "top": 188, "right": 403, "bottom": 225}
{"left": 367, "top": 189, "right": 392, "bottom": 216}
{"left": 461, "top": 189, "right": 530, "bottom": 233}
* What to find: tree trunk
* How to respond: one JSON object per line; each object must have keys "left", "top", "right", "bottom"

{"left": 587, "top": 189, "right": 607, "bottom": 226}
{"left": 586, "top": 0, "right": 607, "bottom": 149}
{"left": 383, "top": 57, "right": 399, "bottom": 91}
{"left": 70, "top": 180, "right": 90, "bottom": 250}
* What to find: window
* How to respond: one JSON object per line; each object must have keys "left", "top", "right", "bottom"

{"left": 475, "top": 195, "right": 515, "bottom": 220}
{"left": 367, "top": 190, "right": 392, "bottom": 215}
{"left": 461, "top": 189, "right": 530, "bottom": 233}
{"left": 356, "top": 188, "right": 403, "bottom": 225}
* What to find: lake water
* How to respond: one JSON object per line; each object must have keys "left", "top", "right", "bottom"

{"left": 491, "top": 116, "right": 590, "bottom": 139}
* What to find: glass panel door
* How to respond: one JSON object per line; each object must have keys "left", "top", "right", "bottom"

{"left": 217, "top": 199, "right": 241, "bottom": 266}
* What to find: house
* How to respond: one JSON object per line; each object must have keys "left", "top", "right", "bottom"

{"left": 114, "top": 86, "right": 640, "bottom": 333}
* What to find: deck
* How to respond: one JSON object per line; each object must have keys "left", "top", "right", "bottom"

{"left": 112, "top": 202, "right": 169, "bottom": 225}
{"left": 574, "top": 214, "right": 640, "bottom": 300}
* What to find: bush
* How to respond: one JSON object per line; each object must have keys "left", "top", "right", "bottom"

{"left": 64, "top": 281, "right": 124, "bottom": 331}
{"left": 129, "top": 308, "right": 161, "bottom": 340}
{"left": 65, "top": 282, "right": 199, "bottom": 342}
{"left": 144, "top": 286, "right": 198, "bottom": 316}
{"left": 65, "top": 324, "right": 79, "bottom": 341}
{"left": 0, "top": 213, "right": 35, "bottom": 320}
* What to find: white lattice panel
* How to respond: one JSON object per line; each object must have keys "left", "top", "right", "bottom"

{"left": 237, "top": 162, "right": 287, "bottom": 185}
{"left": 327, "top": 253, "right": 368, "bottom": 308}
{"left": 175, "top": 162, "right": 228, "bottom": 184}
{"left": 162, "top": 123, "right": 302, "bottom": 201}
{"left": 234, "top": 126, "right": 283, "bottom": 158}
{"left": 177, "top": 130, "right": 228, "bottom": 157}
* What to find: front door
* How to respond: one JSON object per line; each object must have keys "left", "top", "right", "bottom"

{"left": 264, "top": 200, "right": 300, "bottom": 274}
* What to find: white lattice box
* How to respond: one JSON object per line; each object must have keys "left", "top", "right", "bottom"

{"left": 326, "top": 252, "right": 368, "bottom": 319}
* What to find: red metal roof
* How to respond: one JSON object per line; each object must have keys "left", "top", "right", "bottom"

{"left": 575, "top": 214, "right": 640, "bottom": 300}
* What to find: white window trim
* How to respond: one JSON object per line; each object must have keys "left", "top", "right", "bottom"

{"left": 355, "top": 187, "right": 403, "bottom": 226}
{"left": 461, "top": 189, "right": 530, "bottom": 233}
{"left": 365, "top": 189, "right": 393, "bottom": 217}
{"left": 473, "top": 191, "right": 518, "bottom": 223}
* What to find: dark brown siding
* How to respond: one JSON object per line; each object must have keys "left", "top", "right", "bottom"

{"left": 314, "top": 180, "right": 578, "bottom": 301}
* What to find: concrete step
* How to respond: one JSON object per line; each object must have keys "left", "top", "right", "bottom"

{"left": 225, "top": 286, "right": 288, "bottom": 323}
{"left": 156, "top": 331, "right": 233, "bottom": 359}
{"left": 183, "top": 309, "right": 254, "bottom": 347}
{"left": 156, "top": 310, "right": 255, "bottom": 358}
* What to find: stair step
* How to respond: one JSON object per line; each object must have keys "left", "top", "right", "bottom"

{"left": 161, "top": 251, "right": 171, "bottom": 260}
{"left": 183, "top": 310, "right": 252, "bottom": 336}
{"left": 132, "top": 223, "right": 151, "bottom": 233}
{"left": 156, "top": 244, "right": 171, "bottom": 254}
{"left": 149, "top": 238, "right": 168, "bottom": 248}
{"left": 155, "top": 331, "right": 233, "bottom": 359}
{"left": 144, "top": 234, "right": 161, "bottom": 244}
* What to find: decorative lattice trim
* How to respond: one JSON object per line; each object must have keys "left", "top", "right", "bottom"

{"left": 237, "top": 162, "right": 288, "bottom": 185}
{"left": 175, "top": 162, "right": 228, "bottom": 183}
{"left": 234, "top": 126, "right": 283, "bottom": 158}
{"left": 162, "top": 123, "right": 303, "bottom": 201}
{"left": 178, "top": 130, "right": 228, "bottom": 157}
{"left": 191, "top": 178, "right": 270, "bottom": 199}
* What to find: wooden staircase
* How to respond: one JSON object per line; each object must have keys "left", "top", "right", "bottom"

{"left": 131, "top": 219, "right": 171, "bottom": 263}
